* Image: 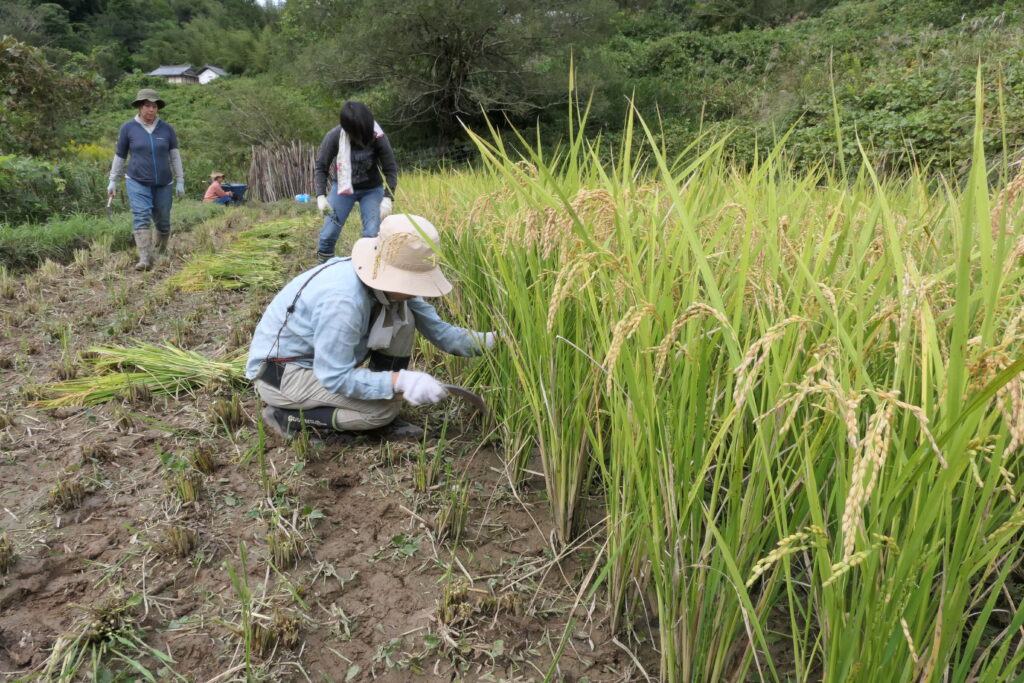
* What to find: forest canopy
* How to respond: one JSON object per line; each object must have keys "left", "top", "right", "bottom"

{"left": 2, "top": 0, "right": 1022, "bottom": 178}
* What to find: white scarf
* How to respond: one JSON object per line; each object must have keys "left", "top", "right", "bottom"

{"left": 367, "top": 288, "right": 411, "bottom": 350}
{"left": 335, "top": 121, "right": 385, "bottom": 195}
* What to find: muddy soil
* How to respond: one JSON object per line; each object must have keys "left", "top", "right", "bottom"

{"left": 0, "top": 206, "right": 649, "bottom": 682}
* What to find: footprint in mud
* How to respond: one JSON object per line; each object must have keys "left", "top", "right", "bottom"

{"left": 327, "top": 465, "right": 362, "bottom": 490}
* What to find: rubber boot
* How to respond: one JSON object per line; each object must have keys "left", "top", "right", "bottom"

{"left": 132, "top": 229, "right": 153, "bottom": 271}
{"left": 154, "top": 231, "right": 169, "bottom": 261}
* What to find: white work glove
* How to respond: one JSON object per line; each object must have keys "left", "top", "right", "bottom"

{"left": 394, "top": 369, "right": 448, "bottom": 406}
{"left": 107, "top": 180, "right": 116, "bottom": 197}
{"left": 379, "top": 197, "right": 393, "bottom": 219}
{"left": 316, "top": 195, "right": 330, "bottom": 215}
{"left": 175, "top": 180, "right": 185, "bottom": 197}
{"left": 472, "top": 330, "right": 498, "bottom": 351}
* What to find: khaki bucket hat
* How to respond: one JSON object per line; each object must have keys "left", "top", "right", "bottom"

{"left": 351, "top": 214, "right": 452, "bottom": 297}
{"left": 210, "top": 171, "right": 225, "bottom": 180}
{"left": 131, "top": 88, "right": 165, "bottom": 109}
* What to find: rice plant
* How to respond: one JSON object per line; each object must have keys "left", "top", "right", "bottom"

{"left": 290, "top": 427, "right": 318, "bottom": 461}
{"left": 225, "top": 541, "right": 257, "bottom": 674}
{"left": 251, "top": 608, "right": 301, "bottom": 657}
{"left": 413, "top": 445, "right": 444, "bottom": 493}
{"left": 0, "top": 533, "right": 16, "bottom": 574}
{"left": 187, "top": 444, "right": 216, "bottom": 475}
{"left": 41, "top": 594, "right": 182, "bottom": 681}
{"left": 266, "top": 527, "right": 302, "bottom": 569}
{"left": 49, "top": 478, "right": 86, "bottom": 511}
{"left": 0, "top": 265, "right": 16, "bottom": 299}
{"left": 79, "top": 442, "right": 113, "bottom": 462}
{"left": 395, "top": 86, "right": 1024, "bottom": 681}
{"left": 155, "top": 525, "right": 197, "bottom": 558}
{"left": 210, "top": 394, "right": 246, "bottom": 432}
{"left": 168, "top": 470, "right": 203, "bottom": 504}
{"left": 112, "top": 405, "right": 136, "bottom": 432}
{"left": 433, "top": 478, "right": 469, "bottom": 546}
{"left": 38, "top": 258, "right": 63, "bottom": 280}
{"left": 71, "top": 247, "right": 91, "bottom": 273}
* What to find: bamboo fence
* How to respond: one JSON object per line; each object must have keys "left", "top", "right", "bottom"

{"left": 246, "top": 141, "right": 316, "bottom": 202}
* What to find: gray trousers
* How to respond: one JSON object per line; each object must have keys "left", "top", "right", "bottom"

{"left": 254, "top": 323, "right": 413, "bottom": 432}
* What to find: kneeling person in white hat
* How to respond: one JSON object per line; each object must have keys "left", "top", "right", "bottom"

{"left": 246, "top": 214, "right": 495, "bottom": 440}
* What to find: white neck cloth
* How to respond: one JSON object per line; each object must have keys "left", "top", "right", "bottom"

{"left": 134, "top": 114, "right": 159, "bottom": 134}
{"left": 367, "top": 288, "right": 411, "bottom": 350}
{"left": 335, "top": 121, "right": 385, "bottom": 195}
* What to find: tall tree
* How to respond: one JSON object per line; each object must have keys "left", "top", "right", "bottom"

{"left": 335, "top": 0, "right": 615, "bottom": 150}
{"left": 0, "top": 35, "right": 100, "bottom": 155}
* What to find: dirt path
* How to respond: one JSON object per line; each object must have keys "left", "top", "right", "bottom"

{"left": 0, "top": 207, "right": 643, "bottom": 681}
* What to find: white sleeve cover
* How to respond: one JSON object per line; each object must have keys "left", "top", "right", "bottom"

{"left": 108, "top": 155, "right": 126, "bottom": 183}
{"left": 170, "top": 148, "right": 184, "bottom": 183}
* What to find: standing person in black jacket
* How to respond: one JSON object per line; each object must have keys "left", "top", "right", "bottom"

{"left": 313, "top": 101, "right": 399, "bottom": 263}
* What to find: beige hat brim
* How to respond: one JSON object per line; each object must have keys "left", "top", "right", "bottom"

{"left": 351, "top": 237, "right": 453, "bottom": 297}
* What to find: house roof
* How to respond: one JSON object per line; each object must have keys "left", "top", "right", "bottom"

{"left": 147, "top": 65, "right": 198, "bottom": 77}
{"left": 198, "top": 65, "right": 228, "bottom": 76}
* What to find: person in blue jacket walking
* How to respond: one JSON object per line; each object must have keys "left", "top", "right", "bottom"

{"left": 106, "top": 88, "right": 185, "bottom": 271}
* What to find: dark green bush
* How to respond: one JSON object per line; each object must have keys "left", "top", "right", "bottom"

{"left": 0, "top": 155, "right": 108, "bottom": 224}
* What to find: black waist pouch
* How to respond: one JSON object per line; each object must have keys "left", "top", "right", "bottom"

{"left": 254, "top": 361, "right": 287, "bottom": 389}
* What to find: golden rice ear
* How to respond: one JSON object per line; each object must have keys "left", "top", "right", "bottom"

{"left": 372, "top": 232, "right": 416, "bottom": 279}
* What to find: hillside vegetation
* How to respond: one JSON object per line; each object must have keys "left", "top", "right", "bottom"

{"left": 4, "top": 0, "right": 1024, "bottom": 222}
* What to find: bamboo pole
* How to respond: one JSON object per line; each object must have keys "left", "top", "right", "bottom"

{"left": 246, "top": 141, "right": 316, "bottom": 202}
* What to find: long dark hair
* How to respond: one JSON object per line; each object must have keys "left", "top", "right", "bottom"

{"left": 339, "top": 101, "right": 375, "bottom": 148}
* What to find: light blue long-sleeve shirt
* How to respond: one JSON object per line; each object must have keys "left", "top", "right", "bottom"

{"left": 246, "top": 258, "right": 482, "bottom": 400}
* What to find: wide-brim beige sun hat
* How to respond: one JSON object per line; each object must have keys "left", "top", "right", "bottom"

{"left": 131, "top": 88, "right": 165, "bottom": 109}
{"left": 351, "top": 214, "right": 453, "bottom": 297}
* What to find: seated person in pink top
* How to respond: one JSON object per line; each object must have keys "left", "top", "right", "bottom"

{"left": 203, "top": 171, "right": 235, "bottom": 204}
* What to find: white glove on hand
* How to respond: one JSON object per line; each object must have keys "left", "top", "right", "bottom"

{"left": 316, "top": 195, "right": 330, "bottom": 215}
{"left": 107, "top": 181, "right": 116, "bottom": 197}
{"left": 472, "top": 330, "right": 498, "bottom": 351}
{"left": 175, "top": 180, "right": 185, "bottom": 197}
{"left": 394, "top": 369, "right": 448, "bottom": 406}
{"left": 379, "top": 197, "right": 393, "bottom": 219}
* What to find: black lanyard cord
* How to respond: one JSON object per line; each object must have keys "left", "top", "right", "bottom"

{"left": 264, "top": 258, "right": 348, "bottom": 364}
